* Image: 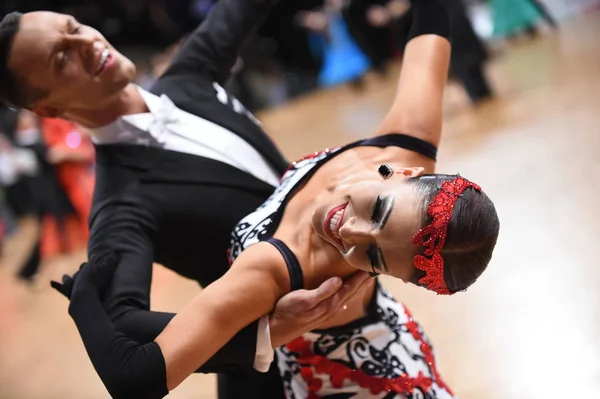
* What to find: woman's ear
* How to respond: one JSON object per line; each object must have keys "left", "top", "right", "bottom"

{"left": 396, "top": 167, "right": 425, "bottom": 178}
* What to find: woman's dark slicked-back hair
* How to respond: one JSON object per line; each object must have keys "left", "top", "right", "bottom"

{"left": 407, "top": 174, "right": 500, "bottom": 293}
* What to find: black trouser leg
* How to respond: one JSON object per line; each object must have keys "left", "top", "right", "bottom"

{"left": 17, "top": 237, "right": 41, "bottom": 281}
{"left": 454, "top": 63, "right": 493, "bottom": 104}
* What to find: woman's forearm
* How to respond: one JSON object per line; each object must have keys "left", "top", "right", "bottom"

{"left": 113, "top": 308, "right": 261, "bottom": 374}
{"left": 155, "top": 260, "right": 286, "bottom": 390}
{"left": 374, "top": 0, "right": 451, "bottom": 147}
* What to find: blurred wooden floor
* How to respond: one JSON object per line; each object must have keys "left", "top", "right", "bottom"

{"left": 1, "top": 12, "right": 600, "bottom": 399}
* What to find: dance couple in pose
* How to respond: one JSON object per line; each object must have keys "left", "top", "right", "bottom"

{"left": 0, "top": 0, "right": 499, "bottom": 397}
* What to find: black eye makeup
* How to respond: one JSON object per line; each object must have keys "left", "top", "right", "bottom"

{"left": 367, "top": 243, "right": 381, "bottom": 277}
{"left": 371, "top": 195, "right": 383, "bottom": 223}
{"left": 366, "top": 195, "right": 395, "bottom": 276}
{"left": 370, "top": 195, "right": 395, "bottom": 228}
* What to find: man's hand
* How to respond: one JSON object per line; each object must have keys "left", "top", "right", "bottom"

{"left": 269, "top": 272, "right": 372, "bottom": 348}
{"left": 51, "top": 253, "right": 120, "bottom": 301}
{"left": 50, "top": 265, "right": 83, "bottom": 299}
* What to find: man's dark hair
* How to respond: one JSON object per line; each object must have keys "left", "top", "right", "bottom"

{"left": 0, "top": 12, "right": 47, "bottom": 109}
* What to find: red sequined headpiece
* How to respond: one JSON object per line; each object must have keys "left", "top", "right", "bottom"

{"left": 411, "top": 176, "right": 481, "bottom": 295}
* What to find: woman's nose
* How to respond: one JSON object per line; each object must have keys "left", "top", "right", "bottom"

{"left": 339, "top": 217, "right": 372, "bottom": 244}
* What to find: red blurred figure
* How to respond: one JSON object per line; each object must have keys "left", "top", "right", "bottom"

{"left": 40, "top": 118, "right": 95, "bottom": 256}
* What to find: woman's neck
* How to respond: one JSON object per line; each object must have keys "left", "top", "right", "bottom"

{"left": 64, "top": 84, "right": 148, "bottom": 129}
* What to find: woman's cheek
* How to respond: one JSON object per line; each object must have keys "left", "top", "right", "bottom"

{"left": 343, "top": 251, "right": 368, "bottom": 272}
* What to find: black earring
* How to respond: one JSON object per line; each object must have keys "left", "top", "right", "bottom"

{"left": 378, "top": 163, "right": 393, "bottom": 179}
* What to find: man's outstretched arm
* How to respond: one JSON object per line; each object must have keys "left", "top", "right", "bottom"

{"left": 162, "top": 0, "right": 280, "bottom": 85}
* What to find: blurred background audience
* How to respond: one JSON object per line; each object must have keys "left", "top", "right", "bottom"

{"left": 0, "top": 0, "right": 567, "bottom": 113}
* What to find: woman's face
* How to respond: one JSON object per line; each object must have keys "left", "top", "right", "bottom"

{"left": 311, "top": 167, "right": 425, "bottom": 282}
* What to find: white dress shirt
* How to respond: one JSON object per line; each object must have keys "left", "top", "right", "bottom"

{"left": 90, "top": 86, "right": 281, "bottom": 187}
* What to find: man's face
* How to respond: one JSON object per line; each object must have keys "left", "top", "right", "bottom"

{"left": 8, "top": 11, "right": 136, "bottom": 116}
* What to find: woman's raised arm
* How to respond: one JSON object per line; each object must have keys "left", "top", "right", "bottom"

{"left": 374, "top": 0, "right": 452, "bottom": 148}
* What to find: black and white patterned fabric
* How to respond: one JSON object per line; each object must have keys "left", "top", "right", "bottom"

{"left": 228, "top": 140, "right": 455, "bottom": 399}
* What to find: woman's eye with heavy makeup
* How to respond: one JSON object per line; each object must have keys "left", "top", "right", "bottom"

{"left": 366, "top": 243, "right": 381, "bottom": 276}
{"left": 371, "top": 195, "right": 382, "bottom": 223}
